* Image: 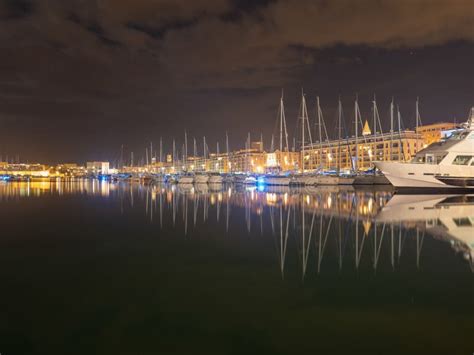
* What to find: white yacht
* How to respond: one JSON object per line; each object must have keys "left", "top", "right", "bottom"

{"left": 375, "top": 108, "right": 474, "bottom": 190}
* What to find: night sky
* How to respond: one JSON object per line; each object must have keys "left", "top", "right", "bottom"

{"left": 0, "top": 0, "right": 473, "bottom": 164}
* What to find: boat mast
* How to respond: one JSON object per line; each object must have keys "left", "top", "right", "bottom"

{"left": 203, "top": 136, "right": 207, "bottom": 171}
{"left": 159, "top": 137, "right": 163, "bottom": 164}
{"left": 184, "top": 131, "right": 188, "bottom": 171}
{"left": 226, "top": 131, "right": 230, "bottom": 173}
{"left": 415, "top": 97, "right": 421, "bottom": 154}
{"left": 354, "top": 96, "right": 359, "bottom": 173}
{"left": 337, "top": 98, "right": 342, "bottom": 174}
{"left": 301, "top": 91, "right": 305, "bottom": 173}
{"left": 397, "top": 106, "right": 404, "bottom": 162}
{"left": 280, "top": 92, "right": 284, "bottom": 153}
{"left": 390, "top": 98, "right": 394, "bottom": 161}
{"left": 172, "top": 139, "right": 176, "bottom": 167}
{"left": 372, "top": 95, "right": 377, "bottom": 165}
{"left": 317, "top": 96, "right": 323, "bottom": 170}
{"left": 150, "top": 141, "right": 153, "bottom": 164}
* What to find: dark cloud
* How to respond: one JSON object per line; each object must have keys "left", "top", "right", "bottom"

{"left": 0, "top": 0, "right": 472, "bottom": 163}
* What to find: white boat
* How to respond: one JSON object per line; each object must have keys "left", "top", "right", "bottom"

{"left": 178, "top": 174, "right": 194, "bottom": 184}
{"left": 291, "top": 174, "right": 317, "bottom": 186}
{"left": 263, "top": 174, "right": 292, "bottom": 186}
{"left": 375, "top": 108, "right": 474, "bottom": 191}
{"left": 244, "top": 175, "right": 257, "bottom": 185}
{"left": 315, "top": 175, "right": 354, "bottom": 185}
{"left": 208, "top": 173, "right": 224, "bottom": 184}
{"left": 352, "top": 174, "right": 389, "bottom": 185}
{"left": 194, "top": 173, "right": 209, "bottom": 184}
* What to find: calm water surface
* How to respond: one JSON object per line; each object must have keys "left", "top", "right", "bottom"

{"left": 0, "top": 180, "right": 472, "bottom": 355}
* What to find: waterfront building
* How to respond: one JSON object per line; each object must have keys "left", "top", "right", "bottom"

{"left": 0, "top": 163, "right": 50, "bottom": 177}
{"left": 304, "top": 124, "right": 423, "bottom": 172}
{"left": 230, "top": 147, "right": 266, "bottom": 174}
{"left": 86, "top": 162, "right": 110, "bottom": 175}
{"left": 416, "top": 122, "right": 458, "bottom": 146}
{"left": 265, "top": 150, "right": 300, "bottom": 172}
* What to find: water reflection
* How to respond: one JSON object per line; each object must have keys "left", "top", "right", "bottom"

{"left": 1, "top": 180, "right": 472, "bottom": 276}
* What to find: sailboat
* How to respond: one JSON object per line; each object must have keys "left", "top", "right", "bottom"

{"left": 195, "top": 136, "right": 210, "bottom": 184}
{"left": 315, "top": 98, "right": 354, "bottom": 185}
{"left": 264, "top": 92, "right": 293, "bottom": 186}
{"left": 375, "top": 107, "right": 474, "bottom": 191}
{"left": 352, "top": 97, "right": 390, "bottom": 185}
{"left": 292, "top": 91, "right": 318, "bottom": 186}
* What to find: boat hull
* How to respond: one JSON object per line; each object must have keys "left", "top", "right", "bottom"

{"left": 194, "top": 175, "right": 209, "bottom": 184}
{"left": 264, "top": 176, "right": 292, "bottom": 186}
{"left": 374, "top": 161, "right": 474, "bottom": 190}
{"left": 178, "top": 176, "right": 194, "bottom": 184}
{"left": 315, "top": 176, "right": 355, "bottom": 185}
{"left": 208, "top": 175, "right": 224, "bottom": 184}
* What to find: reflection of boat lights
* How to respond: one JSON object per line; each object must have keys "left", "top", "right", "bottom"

{"left": 283, "top": 193, "right": 288, "bottom": 205}
{"left": 227, "top": 188, "right": 232, "bottom": 198}
{"left": 210, "top": 195, "right": 216, "bottom": 205}
{"left": 368, "top": 198, "right": 373, "bottom": 213}
{"left": 266, "top": 193, "right": 277, "bottom": 204}
{"left": 327, "top": 195, "right": 332, "bottom": 208}
{"left": 306, "top": 195, "right": 310, "bottom": 205}
{"left": 218, "top": 193, "right": 222, "bottom": 202}
{"left": 257, "top": 184, "right": 265, "bottom": 192}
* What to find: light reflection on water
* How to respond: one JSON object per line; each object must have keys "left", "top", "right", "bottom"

{"left": 1, "top": 180, "right": 472, "bottom": 276}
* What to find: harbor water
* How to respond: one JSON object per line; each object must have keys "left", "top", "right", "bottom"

{"left": 0, "top": 180, "right": 472, "bottom": 355}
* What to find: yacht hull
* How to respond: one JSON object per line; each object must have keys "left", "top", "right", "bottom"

{"left": 375, "top": 161, "right": 474, "bottom": 190}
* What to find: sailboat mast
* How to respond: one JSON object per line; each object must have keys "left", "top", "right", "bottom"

{"left": 172, "top": 139, "right": 176, "bottom": 166}
{"left": 354, "top": 97, "right": 358, "bottom": 172}
{"left": 317, "top": 96, "right": 322, "bottom": 170}
{"left": 150, "top": 141, "right": 153, "bottom": 163}
{"left": 159, "top": 137, "right": 162, "bottom": 164}
{"left": 280, "top": 95, "right": 283, "bottom": 152}
{"left": 373, "top": 95, "right": 377, "bottom": 163}
{"left": 397, "top": 106, "right": 403, "bottom": 161}
{"left": 184, "top": 131, "right": 188, "bottom": 171}
{"left": 390, "top": 98, "right": 394, "bottom": 161}
{"left": 337, "top": 98, "right": 342, "bottom": 173}
{"left": 416, "top": 97, "right": 420, "bottom": 153}
{"left": 226, "top": 132, "right": 230, "bottom": 173}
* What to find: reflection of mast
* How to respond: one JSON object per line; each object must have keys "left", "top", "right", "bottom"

{"left": 226, "top": 187, "right": 231, "bottom": 232}
{"left": 355, "top": 207, "right": 367, "bottom": 271}
{"left": 416, "top": 229, "right": 425, "bottom": 270}
{"left": 373, "top": 222, "right": 386, "bottom": 272}
{"left": 278, "top": 205, "right": 291, "bottom": 279}
{"left": 302, "top": 200, "right": 316, "bottom": 280}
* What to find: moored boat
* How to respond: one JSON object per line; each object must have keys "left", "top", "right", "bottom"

{"left": 375, "top": 108, "right": 474, "bottom": 191}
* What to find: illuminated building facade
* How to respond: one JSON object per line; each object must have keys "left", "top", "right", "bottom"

{"left": 265, "top": 150, "right": 300, "bottom": 172}
{"left": 304, "top": 129, "right": 423, "bottom": 172}
{"left": 416, "top": 122, "right": 458, "bottom": 146}
{"left": 0, "top": 163, "right": 50, "bottom": 177}
{"left": 86, "top": 162, "right": 110, "bottom": 174}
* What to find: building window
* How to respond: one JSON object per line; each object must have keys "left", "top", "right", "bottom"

{"left": 452, "top": 155, "right": 473, "bottom": 165}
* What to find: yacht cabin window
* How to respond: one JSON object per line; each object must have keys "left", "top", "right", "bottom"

{"left": 452, "top": 155, "right": 473, "bottom": 165}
